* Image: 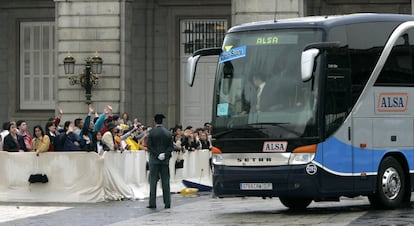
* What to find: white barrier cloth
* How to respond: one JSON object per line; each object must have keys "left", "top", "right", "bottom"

{"left": 0, "top": 151, "right": 104, "bottom": 202}
{"left": 0, "top": 149, "right": 212, "bottom": 203}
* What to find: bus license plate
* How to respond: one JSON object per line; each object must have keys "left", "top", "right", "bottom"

{"left": 240, "top": 183, "right": 273, "bottom": 190}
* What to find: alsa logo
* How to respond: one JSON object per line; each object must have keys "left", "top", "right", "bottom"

{"left": 377, "top": 93, "right": 408, "bottom": 112}
{"left": 263, "top": 141, "right": 287, "bottom": 152}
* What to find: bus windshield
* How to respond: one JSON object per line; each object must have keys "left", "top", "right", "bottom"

{"left": 214, "top": 29, "right": 323, "bottom": 139}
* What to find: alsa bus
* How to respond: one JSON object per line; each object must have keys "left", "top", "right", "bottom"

{"left": 186, "top": 13, "right": 414, "bottom": 210}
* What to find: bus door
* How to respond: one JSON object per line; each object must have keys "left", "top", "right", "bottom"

{"left": 320, "top": 62, "right": 355, "bottom": 193}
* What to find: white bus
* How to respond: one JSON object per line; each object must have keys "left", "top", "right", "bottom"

{"left": 186, "top": 13, "right": 414, "bottom": 210}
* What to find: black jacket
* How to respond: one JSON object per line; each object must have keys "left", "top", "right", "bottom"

{"left": 147, "top": 125, "right": 174, "bottom": 164}
{"left": 3, "top": 134, "right": 27, "bottom": 152}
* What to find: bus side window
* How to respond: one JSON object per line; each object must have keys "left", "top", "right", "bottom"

{"left": 325, "top": 68, "right": 352, "bottom": 136}
{"left": 346, "top": 22, "right": 398, "bottom": 105}
{"left": 375, "top": 32, "right": 414, "bottom": 86}
{"left": 324, "top": 47, "right": 352, "bottom": 137}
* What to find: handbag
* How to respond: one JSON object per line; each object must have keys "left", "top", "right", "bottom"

{"left": 175, "top": 159, "right": 184, "bottom": 169}
{"left": 28, "top": 153, "right": 49, "bottom": 184}
{"left": 28, "top": 174, "right": 48, "bottom": 183}
{"left": 175, "top": 150, "right": 184, "bottom": 169}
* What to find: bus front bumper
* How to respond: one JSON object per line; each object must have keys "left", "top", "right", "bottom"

{"left": 213, "top": 163, "right": 320, "bottom": 198}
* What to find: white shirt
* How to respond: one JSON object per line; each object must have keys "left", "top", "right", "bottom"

{"left": 96, "top": 141, "right": 104, "bottom": 155}
{"left": 257, "top": 82, "right": 265, "bottom": 99}
{"left": 256, "top": 82, "right": 266, "bottom": 110}
{"left": 0, "top": 130, "right": 9, "bottom": 141}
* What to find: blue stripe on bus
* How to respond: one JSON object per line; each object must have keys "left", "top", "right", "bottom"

{"left": 312, "top": 136, "right": 414, "bottom": 176}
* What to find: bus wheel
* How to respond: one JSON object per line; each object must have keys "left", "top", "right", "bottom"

{"left": 368, "top": 156, "right": 405, "bottom": 209}
{"left": 279, "top": 197, "right": 312, "bottom": 210}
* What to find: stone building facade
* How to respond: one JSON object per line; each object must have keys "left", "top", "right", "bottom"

{"left": 0, "top": 0, "right": 412, "bottom": 129}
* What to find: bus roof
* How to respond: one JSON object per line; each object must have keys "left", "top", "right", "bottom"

{"left": 228, "top": 13, "right": 414, "bottom": 33}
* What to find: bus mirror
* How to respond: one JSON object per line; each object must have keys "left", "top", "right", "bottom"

{"left": 186, "top": 55, "right": 201, "bottom": 87}
{"left": 185, "top": 47, "right": 222, "bottom": 87}
{"left": 301, "top": 48, "right": 320, "bottom": 82}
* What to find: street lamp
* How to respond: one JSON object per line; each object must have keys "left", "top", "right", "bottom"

{"left": 63, "top": 52, "right": 103, "bottom": 103}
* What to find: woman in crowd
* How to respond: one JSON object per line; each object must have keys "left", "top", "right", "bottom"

{"left": 173, "top": 133, "right": 183, "bottom": 151}
{"left": 3, "top": 123, "right": 27, "bottom": 152}
{"left": 45, "top": 121, "right": 58, "bottom": 151}
{"left": 183, "top": 129, "right": 200, "bottom": 151}
{"left": 199, "top": 132, "right": 211, "bottom": 150}
{"left": 79, "top": 104, "right": 96, "bottom": 151}
{"left": 91, "top": 131, "right": 107, "bottom": 155}
{"left": 121, "top": 112, "right": 133, "bottom": 129}
{"left": 101, "top": 122, "right": 118, "bottom": 151}
{"left": 31, "top": 125, "right": 50, "bottom": 153}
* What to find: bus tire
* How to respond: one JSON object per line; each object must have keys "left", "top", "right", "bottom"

{"left": 279, "top": 197, "right": 312, "bottom": 210}
{"left": 368, "top": 156, "right": 405, "bottom": 209}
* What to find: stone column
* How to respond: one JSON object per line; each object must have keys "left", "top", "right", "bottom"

{"left": 54, "top": 0, "right": 127, "bottom": 120}
{"left": 412, "top": 0, "right": 414, "bottom": 15}
{"left": 232, "top": 0, "right": 304, "bottom": 26}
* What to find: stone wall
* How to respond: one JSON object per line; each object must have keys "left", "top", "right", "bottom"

{"left": 129, "top": 0, "right": 231, "bottom": 126}
{"left": 232, "top": 0, "right": 305, "bottom": 26}
{"left": 55, "top": 0, "right": 124, "bottom": 121}
{"left": 0, "top": 1, "right": 55, "bottom": 127}
{"left": 306, "top": 0, "right": 411, "bottom": 16}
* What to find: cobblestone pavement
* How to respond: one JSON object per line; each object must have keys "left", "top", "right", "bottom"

{"left": 0, "top": 193, "right": 211, "bottom": 226}
{"left": 1, "top": 192, "right": 414, "bottom": 226}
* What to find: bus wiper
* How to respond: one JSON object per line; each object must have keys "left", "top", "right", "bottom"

{"left": 214, "top": 128, "right": 256, "bottom": 138}
{"left": 248, "top": 122, "right": 302, "bottom": 136}
{"left": 214, "top": 129, "right": 235, "bottom": 138}
{"left": 248, "top": 122, "right": 289, "bottom": 126}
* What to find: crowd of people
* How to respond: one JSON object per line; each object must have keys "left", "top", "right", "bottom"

{"left": 0, "top": 104, "right": 213, "bottom": 156}
{"left": 0, "top": 107, "right": 213, "bottom": 209}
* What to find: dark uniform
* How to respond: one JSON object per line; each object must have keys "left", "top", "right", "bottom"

{"left": 147, "top": 114, "right": 173, "bottom": 209}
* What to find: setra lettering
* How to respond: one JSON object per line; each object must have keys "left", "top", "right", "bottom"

{"left": 236, "top": 157, "right": 272, "bottom": 164}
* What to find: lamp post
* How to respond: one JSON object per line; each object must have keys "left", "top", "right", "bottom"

{"left": 63, "top": 52, "right": 103, "bottom": 104}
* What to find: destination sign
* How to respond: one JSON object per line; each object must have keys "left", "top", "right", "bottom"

{"left": 219, "top": 45, "right": 246, "bottom": 63}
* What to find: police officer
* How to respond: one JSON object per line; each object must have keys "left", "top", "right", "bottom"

{"left": 147, "top": 114, "right": 174, "bottom": 209}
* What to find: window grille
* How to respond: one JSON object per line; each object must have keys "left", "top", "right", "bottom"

{"left": 20, "top": 21, "right": 55, "bottom": 109}
{"left": 181, "top": 19, "right": 227, "bottom": 56}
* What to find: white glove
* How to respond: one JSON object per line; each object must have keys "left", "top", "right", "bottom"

{"left": 158, "top": 153, "right": 165, "bottom": 161}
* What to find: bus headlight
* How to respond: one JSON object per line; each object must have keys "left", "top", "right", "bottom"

{"left": 288, "top": 153, "right": 315, "bottom": 165}
{"left": 212, "top": 154, "right": 224, "bottom": 165}
{"left": 289, "top": 144, "right": 317, "bottom": 165}
{"left": 211, "top": 146, "right": 223, "bottom": 165}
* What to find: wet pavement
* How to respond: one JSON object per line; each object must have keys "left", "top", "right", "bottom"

{"left": 1, "top": 192, "right": 414, "bottom": 225}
